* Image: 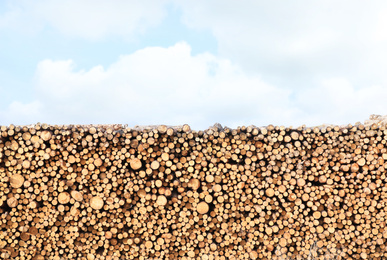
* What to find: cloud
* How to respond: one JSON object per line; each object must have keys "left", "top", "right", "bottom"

{"left": 2, "top": 1, "right": 387, "bottom": 129}
{"left": 2, "top": 42, "right": 295, "bottom": 129}
{"left": 176, "top": 1, "right": 387, "bottom": 88}
{"left": 0, "top": 0, "right": 168, "bottom": 40}
{"left": 0, "top": 101, "right": 43, "bottom": 123}
{"left": 296, "top": 77, "right": 387, "bottom": 126}
{"left": 2, "top": 42, "right": 386, "bottom": 129}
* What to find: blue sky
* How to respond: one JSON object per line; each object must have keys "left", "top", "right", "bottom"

{"left": 1, "top": 0, "right": 387, "bottom": 129}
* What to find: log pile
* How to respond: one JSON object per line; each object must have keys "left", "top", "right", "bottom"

{"left": 1, "top": 117, "right": 387, "bottom": 259}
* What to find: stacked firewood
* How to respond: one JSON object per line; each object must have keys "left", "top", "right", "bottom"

{"left": 1, "top": 119, "right": 387, "bottom": 259}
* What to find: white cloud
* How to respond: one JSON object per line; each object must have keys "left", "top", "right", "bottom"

{"left": 2, "top": 42, "right": 387, "bottom": 129}
{"left": 36, "top": 59, "right": 108, "bottom": 98}
{"left": 2, "top": 1, "right": 387, "bottom": 129}
{"left": 373, "top": 9, "right": 387, "bottom": 42}
{"left": 0, "top": 0, "right": 168, "bottom": 40}
{"left": 176, "top": 1, "right": 387, "bottom": 88}
{"left": 296, "top": 77, "right": 387, "bottom": 126}
{"left": 3, "top": 42, "right": 295, "bottom": 129}
{"left": 0, "top": 101, "right": 43, "bottom": 123}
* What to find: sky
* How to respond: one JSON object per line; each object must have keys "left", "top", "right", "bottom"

{"left": 1, "top": 1, "right": 387, "bottom": 130}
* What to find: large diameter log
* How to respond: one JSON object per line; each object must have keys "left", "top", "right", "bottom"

{"left": 197, "top": 202, "right": 209, "bottom": 214}
{"left": 9, "top": 174, "right": 24, "bottom": 188}
{"left": 90, "top": 196, "right": 104, "bottom": 210}
{"left": 130, "top": 158, "right": 142, "bottom": 170}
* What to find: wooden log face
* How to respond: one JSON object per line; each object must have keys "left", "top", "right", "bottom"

{"left": 197, "top": 201, "right": 209, "bottom": 214}
{"left": 156, "top": 195, "right": 167, "bottom": 206}
{"left": 70, "top": 190, "right": 83, "bottom": 202}
{"left": 90, "top": 196, "right": 104, "bottom": 210}
{"left": 130, "top": 158, "right": 142, "bottom": 170}
{"left": 150, "top": 160, "right": 160, "bottom": 170}
{"left": 58, "top": 192, "right": 70, "bottom": 204}
{"left": 1, "top": 120, "right": 387, "bottom": 259}
{"left": 40, "top": 130, "right": 52, "bottom": 141}
{"left": 9, "top": 174, "right": 24, "bottom": 188}
{"left": 7, "top": 197, "right": 18, "bottom": 207}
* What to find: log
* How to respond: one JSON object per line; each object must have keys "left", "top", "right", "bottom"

{"left": 130, "top": 158, "right": 142, "bottom": 170}
{"left": 0, "top": 117, "right": 386, "bottom": 259}
{"left": 90, "top": 196, "right": 104, "bottom": 210}
{"left": 9, "top": 174, "right": 24, "bottom": 188}
{"left": 197, "top": 202, "right": 209, "bottom": 214}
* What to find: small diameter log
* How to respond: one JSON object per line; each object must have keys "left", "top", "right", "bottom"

{"left": 22, "top": 160, "right": 30, "bottom": 169}
{"left": 188, "top": 179, "right": 200, "bottom": 190}
{"left": 94, "top": 158, "right": 103, "bottom": 167}
{"left": 358, "top": 158, "right": 366, "bottom": 167}
{"left": 265, "top": 188, "right": 275, "bottom": 197}
{"left": 40, "top": 130, "right": 52, "bottom": 141}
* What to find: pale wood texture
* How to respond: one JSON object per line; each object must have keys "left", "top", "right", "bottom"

{"left": 0, "top": 117, "right": 386, "bottom": 259}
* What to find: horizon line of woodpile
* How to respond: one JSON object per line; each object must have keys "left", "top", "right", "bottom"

{"left": 1, "top": 116, "right": 387, "bottom": 259}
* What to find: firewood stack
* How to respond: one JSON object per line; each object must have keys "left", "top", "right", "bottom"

{"left": 1, "top": 118, "right": 387, "bottom": 259}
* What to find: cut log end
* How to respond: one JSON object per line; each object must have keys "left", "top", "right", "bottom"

{"left": 40, "top": 130, "right": 52, "bottom": 141}
{"left": 94, "top": 158, "right": 103, "bottom": 167}
{"left": 58, "top": 192, "right": 70, "bottom": 204}
{"left": 197, "top": 202, "right": 209, "bottom": 214}
{"left": 266, "top": 188, "right": 275, "bottom": 197}
{"left": 130, "top": 158, "right": 142, "bottom": 170}
{"left": 10, "top": 174, "right": 24, "bottom": 188}
{"left": 156, "top": 195, "right": 167, "bottom": 206}
{"left": 7, "top": 197, "right": 18, "bottom": 208}
{"left": 71, "top": 191, "right": 83, "bottom": 202}
{"left": 151, "top": 161, "right": 160, "bottom": 170}
{"left": 90, "top": 196, "right": 104, "bottom": 210}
